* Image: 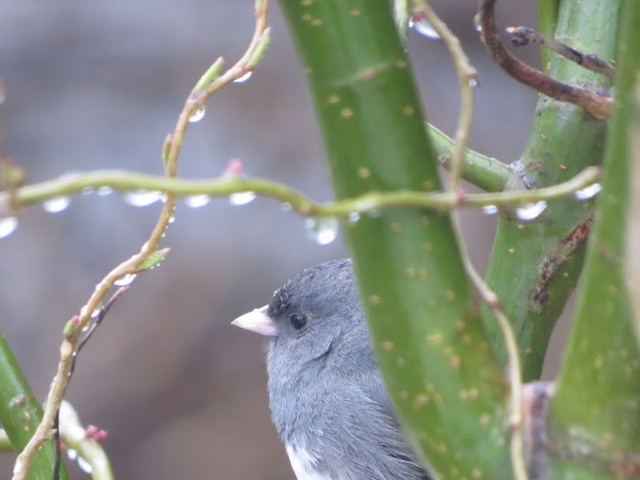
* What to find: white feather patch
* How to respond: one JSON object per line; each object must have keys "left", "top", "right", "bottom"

{"left": 285, "top": 445, "right": 335, "bottom": 480}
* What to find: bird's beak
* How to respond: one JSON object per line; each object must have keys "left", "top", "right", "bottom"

{"left": 231, "top": 305, "right": 278, "bottom": 336}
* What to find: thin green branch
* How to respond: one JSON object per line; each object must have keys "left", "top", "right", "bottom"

{"left": 2, "top": 166, "right": 600, "bottom": 217}
{"left": 428, "top": 124, "right": 517, "bottom": 192}
{"left": 58, "top": 402, "right": 113, "bottom": 480}
{"left": 414, "top": 2, "right": 477, "bottom": 194}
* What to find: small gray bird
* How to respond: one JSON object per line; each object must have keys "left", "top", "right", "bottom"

{"left": 232, "top": 259, "right": 430, "bottom": 480}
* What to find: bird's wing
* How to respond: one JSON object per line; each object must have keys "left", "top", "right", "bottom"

{"left": 353, "top": 371, "right": 431, "bottom": 480}
{"left": 309, "top": 371, "right": 431, "bottom": 480}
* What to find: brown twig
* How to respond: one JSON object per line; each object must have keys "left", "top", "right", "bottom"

{"left": 11, "top": 2, "right": 270, "bottom": 479}
{"left": 506, "top": 26, "right": 616, "bottom": 80}
{"left": 478, "top": 0, "right": 613, "bottom": 119}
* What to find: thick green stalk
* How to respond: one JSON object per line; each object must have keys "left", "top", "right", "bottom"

{"left": 0, "top": 335, "right": 68, "bottom": 479}
{"left": 482, "top": 0, "right": 619, "bottom": 379}
{"left": 548, "top": 1, "right": 640, "bottom": 476}
{"left": 537, "top": 0, "right": 559, "bottom": 66}
{"left": 278, "top": 1, "right": 511, "bottom": 478}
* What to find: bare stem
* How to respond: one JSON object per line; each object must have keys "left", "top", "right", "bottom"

{"left": 429, "top": 123, "right": 517, "bottom": 192}
{"left": 411, "top": 0, "right": 477, "bottom": 193}
{"left": 10, "top": 2, "right": 271, "bottom": 479}
{"left": 478, "top": 0, "right": 613, "bottom": 119}
{"left": 506, "top": 26, "right": 616, "bottom": 79}
{"left": 2, "top": 166, "right": 601, "bottom": 217}
{"left": 58, "top": 402, "right": 114, "bottom": 480}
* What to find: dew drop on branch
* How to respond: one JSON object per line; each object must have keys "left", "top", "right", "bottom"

{"left": 189, "top": 107, "right": 206, "bottom": 123}
{"left": 123, "top": 191, "right": 163, "bottom": 207}
{"left": 515, "top": 201, "right": 547, "bottom": 221}
{"left": 96, "top": 186, "right": 114, "bottom": 196}
{"left": 67, "top": 448, "right": 78, "bottom": 461}
{"left": 0, "top": 217, "right": 18, "bottom": 238}
{"left": 482, "top": 205, "right": 498, "bottom": 215}
{"left": 574, "top": 183, "right": 602, "bottom": 201}
{"left": 348, "top": 212, "right": 361, "bottom": 223}
{"left": 43, "top": 196, "right": 71, "bottom": 213}
{"left": 77, "top": 456, "right": 93, "bottom": 474}
{"left": 229, "top": 191, "right": 256, "bottom": 206}
{"left": 408, "top": 13, "right": 440, "bottom": 39}
{"left": 233, "top": 71, "right": 253, "bottom": 84}
{"left": 184, "top": 194, "right": 211, "bottom": 208}
{"left": 114, "top": 273, "right": 137, "bottom": 286}
{"left": 305, "top": 217, "right": 339, "bottom": 246}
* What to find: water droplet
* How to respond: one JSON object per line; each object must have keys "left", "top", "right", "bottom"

{"left": 281, "top": 202, "right": 292, "bottom": 212}
{"left": 184, "top": 194, "right": 211, "bottom": 208}
{"left": 482, "top": 205, "right": 498, "bottom": 215}
{"left": 574, "top": 183, "right": 602, "bottom": 200}
{"left": 305, "top": 217, "right": 339, "bottom": 246}
{"left": 114, "top": 273, "right": 137, "bottom": 286}
{"left": 229, "top": 191, "right": 256, "bottom": 206}
{"left": 43, "top": 196, "right": 71, "bottom": 213}
{"left": 77, "top": 456, "right": 93, "bottom": 474}
{"left": 409, "top": 13, "right": 440, "bottom": 39}
{"left": 515, "top": 201, "right": 547, "bottom": 221}
{"left": 67, "top": 448, "right": 78, "bottom": 461}
{"left": 474, "top": 15, "right": 483, "bottom": 32}
{"left": 233, "top": 71, "right": 253, "bottom": 84}
{"left": 469, "top": 77, "right": 479, "bottom": 88}
{"left": 189, "top": 107, "right": 206, "bottom": 123}
{"left": 123, "top": 191, "right": 163, "bottom": 207}
{"left": 348, "top": 212, "right": 361, "bottom": 223}
{"left": 0, "top": 217, "right": 18, "bottom": 238}
{"left": 168, "top": 214, "right": 176, "bottom": 224}
{"left": 96, "top": 186, "right": 113, "bottom": 196}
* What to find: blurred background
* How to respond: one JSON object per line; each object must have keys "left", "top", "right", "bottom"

{"left": 0, "top": 1, "right": 565, "bottom": 478}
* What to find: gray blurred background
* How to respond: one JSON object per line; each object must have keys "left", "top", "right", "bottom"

{"left": 0, "top": 1, "right": 561, "bottom": 479}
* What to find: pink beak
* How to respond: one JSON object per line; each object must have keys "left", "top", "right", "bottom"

{"left": 231, "top": 305, "right": 278, "bottom": 336}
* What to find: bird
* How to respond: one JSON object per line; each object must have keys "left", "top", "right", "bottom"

{"left": 232, "top": 258, "right": 431, "bottom": 480}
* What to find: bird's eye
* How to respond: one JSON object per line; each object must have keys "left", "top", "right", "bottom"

{"left": 289, "top": 313, "right": 308, "bottom": 330}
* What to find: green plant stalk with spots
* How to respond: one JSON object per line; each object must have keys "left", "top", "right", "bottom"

{"left": 481, "top": 0, "right": 619, "bottom": 380}
{"left": 547, "top": 1, "right": 640, "bottom": 476}
{"left": 278, "top": 0, "right": 512, "bottom": 478}
{"left": 0, "top": 335, "right": 69, "bottom": 480}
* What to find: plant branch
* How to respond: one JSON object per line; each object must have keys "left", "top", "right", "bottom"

{"left": 429, "top": 124, "right": 517, "bottom": 192}
{"left": 2, "top": 166, "right": 601, "bottom": 217}
{"left": 414, "top": 1, "right": 476, "bottom": 195}
{"left": 506, "top": 26, "right": 616, "bottom": 79}
{"left": 10, "top": 2, "right": 270, "bottom": 479}
{"left": 58, "top": 402, "right": 113, "bottom": 480}
{"left": 478, "top": 0, "right": 613, "bottom": 119}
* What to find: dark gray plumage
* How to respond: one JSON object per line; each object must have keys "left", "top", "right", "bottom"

{"left": 232, "top": 259, "right": 430, "bottom": 480}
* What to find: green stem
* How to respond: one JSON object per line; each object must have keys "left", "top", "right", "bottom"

{"left": 278, "top": 0, "right": 512, "bottom": 478}
{"left": 428, "top": 125, "right": 517, "bottom": 193}
{"left": 537, "top": 0, "right": 559, "bottom": 66}
{"left": 3, "top": 167, "right": 599, "bottom": 216}
{"left": 548, "top": 1, "right": 640, "bottom": 476}
{"left": 481, "top": 0, "right": 619, "bottom": 380}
